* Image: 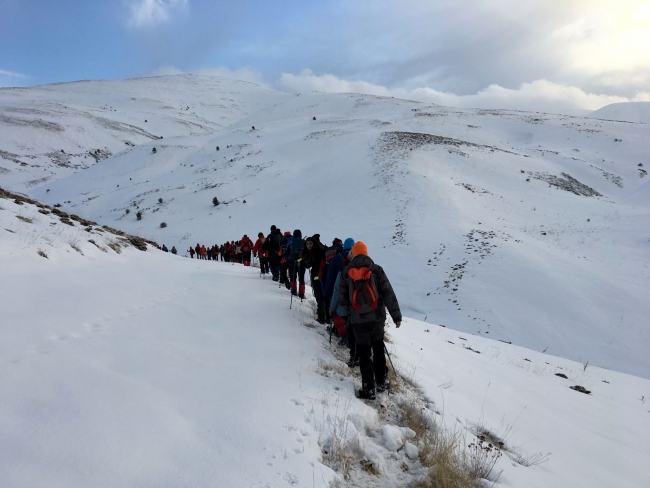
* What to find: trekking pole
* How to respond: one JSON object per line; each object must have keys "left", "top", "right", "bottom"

{"left": 384, "top": 342, "right": 396, "bottom": 395}
{"left": 329, "top": 318, "right": 334, "bottom": 344}
{"left": 289, "top": 260, "right": 295, "bottom": 309}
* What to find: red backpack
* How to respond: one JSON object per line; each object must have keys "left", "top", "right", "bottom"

{"left": 347, "top": 266, "right": 379, "bottom": 312}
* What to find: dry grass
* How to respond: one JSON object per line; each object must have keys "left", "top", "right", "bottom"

{"left": 507, "top": 450, "right": 550, "bottom": 467}
{"left": 37, "top": 249, "right": 48, "bottom": 259}
{"left": 316, "top": 356, "right": 350, "bottom": 377}
{"left": 16, "top": 215, "right": 33, "bottom": 223}
{"left": 320, "top": 403, "right": 360, "bottom": 481}
{"left": 416, "top": 429, "right": 480, "bottom": 488}
{"left": 106, "top": 240, "right": 122, "bottom": 254}
{"left": 68, "top": 239, "right": 83, "bottom": 255}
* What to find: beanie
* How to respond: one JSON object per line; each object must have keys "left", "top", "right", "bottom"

{"left": 351, "top": 241, "right": 368, "bottom": 257}
{"left": 271, "top": 225, "right": 276, "bottom": 231}
{"left": 343, "top": 238, "right": 355, "bottom": 251}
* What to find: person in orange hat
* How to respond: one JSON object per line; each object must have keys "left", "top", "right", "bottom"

{"left": 339, "top": 240, "right": 402, "bottom": 400}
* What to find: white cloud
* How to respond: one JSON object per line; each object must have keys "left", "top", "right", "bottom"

{"left": 0, "top": 69, "right": 29, "bottom": 88}
{"left": 0, "top": 69, "right": 28, "bottom": 79}
{"left": 279, "top": 69, "right": 647, "bottom": 113}
{"left": 127, "top": 0, "right": 188, "bottom": 28}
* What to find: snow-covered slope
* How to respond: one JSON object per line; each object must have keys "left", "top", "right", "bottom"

{"left": 0, "top": 75, "right": 289, "bottom": 189}
{"left": 1, "top": 194, "right": 649, "bottom": 488}
{"left": 5, "top": 76, "right": 645, "bottom": 377}
{"left": 589, "top": 101, "right": 650, "bottom": 124}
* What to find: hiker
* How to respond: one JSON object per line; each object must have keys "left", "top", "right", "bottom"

{"left": 328, "top": 238, "right": 356, "bottom": 355}
{"left": 279, "top": 231, "right": 293, "bottom": 288}
{"left": 240, "top": 234, "right": 254, "bottom": 266}
{"left": 207, "top": 246, "right": 213, "bottom": 261}
{"left": 321, "top": 238, "right": 343, "bottom": 324}
{"left": 162, "top": 244, "right": 168, "bottom": 252}
{"left": 188, "top": 247, "right": 195, "bottom": 258}
{"left": 338, "top": 241, "right": 402, "bottom": 400}
{"left": 171, "top": 246, "right": 177, "bottom": 255}
{"left": 301, "top": 234, "right": 326, "bottom": 320}
{"left": 195, "top": 243, "right": 201, "bottom": 259}
{"left": 253, "top": 232, "right": 270, "bottom": 274}
{"left": 265, "top": 226, "right": 282, "bottom": 281}
{"left": 288, "top": 230, "right": 304, "bottom": 296}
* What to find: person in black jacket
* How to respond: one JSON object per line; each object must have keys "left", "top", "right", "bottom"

{"left": 300, "top": 234, "right": 326, "bottom": 321}
{"left": 338, "top": 241, "right": 402, "bottom": 400}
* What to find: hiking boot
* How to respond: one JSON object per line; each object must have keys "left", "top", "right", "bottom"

{"left": 376, "top": 380, "right": 390, "bottom": 393}
{"left": 347, "top": 357, "right": 360, "bottom": 368}
{"left": 298, "top": 294, "right": 305, "bottom": 300}
{"left": 291, "top": 289, "right": 297, "bottom": 296}
{"left": 357, "top": 386, "right": 376, "bottom": 400}
{"left": 338, "top": 335, "right": 348, "bottom": 346}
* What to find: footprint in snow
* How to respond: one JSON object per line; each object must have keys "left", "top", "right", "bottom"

{"left": 290, "top": 398, "right": 304, "bottom": 406}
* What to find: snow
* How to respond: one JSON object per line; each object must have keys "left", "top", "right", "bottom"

{"left": 2, "top": 74, "right": 650, "bottom": 486}
{"left": 589, "top": 101, "right": 650, "bottom": 124}
{"left": 2, "top": 76, "right": 646, "bottom": 376}
{"left": 1, "top": 196, "right": 649, "bottom": 487}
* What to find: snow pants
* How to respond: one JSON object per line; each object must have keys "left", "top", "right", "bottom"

{"left": 352, "top": 320, "right": 386, "bottom": 389}
{"left": 242, "top": 250, "right": 252, "bottom": 266}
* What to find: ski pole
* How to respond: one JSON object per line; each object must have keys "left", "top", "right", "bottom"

{"left": 329, "top": 318, "right": 334, "bottom": 344}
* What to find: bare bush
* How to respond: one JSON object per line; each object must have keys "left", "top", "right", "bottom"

{"left": 68, "top": 239, "right": 83, "bottom": 255}
{"left": 37, "top": 249, "right": 48, "bottom": 259}
{"left": 16, "top": 215, "right": 33, "bottom": 223}
{"left": 507, "top": 450, "right": 550, "bottom": 467}
{"left": 160, "top": 222, "right": 167, "bottom": 228}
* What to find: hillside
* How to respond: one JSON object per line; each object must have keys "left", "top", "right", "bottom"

{"left": 590, "top": 101, "right": 650, "bottom": 124}
{"left": 1, "top": 189, "right": 649, "bottom": 488}
{"left": 2, "top": 75, "right": 649, "bottom": 377}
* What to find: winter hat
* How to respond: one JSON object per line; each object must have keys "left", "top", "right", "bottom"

{"left": 284, "top": 231, "right": 291, "bottom": 236}
{"left": 351, "top": 241, "right": 368, "bottom": 257}
{"left": 270, "top": 225, "right": 277, "bottom": 231}
{"left": 293, "top": 229, "right": 302, "bottom": 238}
{"left": 332, "top": 238, "right": 343, "bottom": 247}
{"left": 258, "top": 232, "right": 264, "bottom": 237}
{"left": 343, "top": 238, "right": 355, "bottom": 251}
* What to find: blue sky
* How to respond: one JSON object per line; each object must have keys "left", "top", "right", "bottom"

{"left": 2, "top": 0, "right": 649, "bottom": 111}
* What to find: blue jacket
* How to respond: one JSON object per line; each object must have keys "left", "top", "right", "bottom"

{"left": 323, "top": 251, "right": 345, "bottom": 298}
{"left": 329, "top": 272, "right": 347, "bottom": 317}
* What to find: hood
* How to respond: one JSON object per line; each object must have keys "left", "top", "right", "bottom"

{"left": 349, "top": 254, "right": 374, "bottom": 268}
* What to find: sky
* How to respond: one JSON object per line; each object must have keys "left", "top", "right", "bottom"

{"left": 1, "top": 0, "right": 649, "bottom": 112}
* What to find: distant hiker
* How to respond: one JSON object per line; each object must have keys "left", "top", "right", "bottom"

{"left": 339, "top": 241, "right": 402, "bottom": 400}
{"left": 287, "top": 230, "right": 304, "bottom": 296}
{"left": 279, "top": 231, "right": 293, "bottom": 288}
{"left": 189, "top": 247, "right": 195, "bottom": 258}
{"left": 240, "top": 234, "right": 254, "bottom": 266}
{"left": 321, "top": 237, "right": 344, "bottom": 323}
{"left": 265, "top": 226, "right": 282, "bottom": 281}
{"left": 201, "top": 245, "right": 207, "bottom": 260}
{"left": 171, "top": 246, "right": 177, "bottom": 255}
{"left": 162, "top": 244, "right": 169, "bottom": 252}
{"left": 207, "top": 246, "right": 213, "bottom": 261}
{"left": 253, "top": 232, "right": 270, "bottom": 274}
{"left": 195, "top": 243, "right": 201, "bottom": 259}
{"left": 301, "top": 234, "right": 326, "bottom": 320}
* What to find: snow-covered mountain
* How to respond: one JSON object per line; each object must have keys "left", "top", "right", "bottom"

{"left": 2, "top": 75, "right": 649, "bottom": 379}
{"left": 590, "top": 101, "right": 650, "bottom": 124}
{"left": 1, "top": 188, "right": 648, "bottom": 488}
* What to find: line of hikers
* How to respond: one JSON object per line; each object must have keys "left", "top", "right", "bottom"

{"left": 249, "top": 225, "right": 402, "bottom": 400}
{"left": 186, "top": 236, "right": 256, "bottom": 265}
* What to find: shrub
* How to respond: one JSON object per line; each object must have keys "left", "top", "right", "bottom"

{"left": 160, "top": 222, "right": 167, "bottom": 228}
{"left": 125, "top": 208, "right": 130, "bottom": 214}
{"left": 212, "top": 197, "right": 220, "bottom": 206}
{"left": 158, "top": 197, "right": 163, "bottom": 204}
{"left": 136, "top": 211, "right": 142, "bottom": 220}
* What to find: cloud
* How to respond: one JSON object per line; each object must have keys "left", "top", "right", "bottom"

{"left": 127, "top": 0, "right": 188, "bottom": 28}
{"left": 279, "top": 69, "right": 647, "bottom": 113}
{"left": 0, "top": 68, "right": 29, "bottom": 88}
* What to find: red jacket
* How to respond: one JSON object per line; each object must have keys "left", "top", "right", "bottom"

{"left": 240, "top": 236, "right": 254, "bottom": 253}
{"left": 253, "top": 237, "right": 268, "bottom": 258}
